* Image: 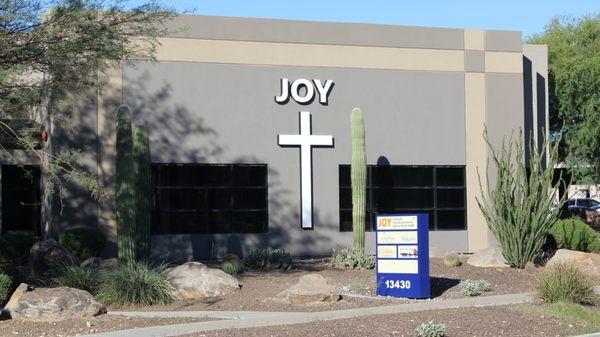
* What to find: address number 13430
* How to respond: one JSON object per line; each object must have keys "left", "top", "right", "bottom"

{"left": 385, "top": 279, "right": 411, "bottom": 289}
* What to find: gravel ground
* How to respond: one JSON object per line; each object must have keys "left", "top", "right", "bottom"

{"left": 0, "top": 315, "right": 215, "bottom": 337}
{"left": 120, "top": 257, "right": 537, "bottom": 313}
{"left": 186, "top": 305, "right": 583, "bottom": 337}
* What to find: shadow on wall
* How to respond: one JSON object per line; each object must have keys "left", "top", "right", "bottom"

{"left": 47, "top": 89, "right": 102, "bottom": 239}
{"left": 120, "top": 69, "right": 341, "bottom": 262}
{"left": 522, "top": 56, "right": 547, "bottom": 166}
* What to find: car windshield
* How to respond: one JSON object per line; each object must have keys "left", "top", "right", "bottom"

{"left": 590, "top": 199, "right": 600, "bottom": 207}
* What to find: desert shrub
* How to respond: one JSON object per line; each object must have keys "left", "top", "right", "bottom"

{"left": 415, "top": 320, "right": 446, "bottom": 337}
{"left": 331, "top": 247, "right": 375, "bottom": 269}
{"left": 244, "top": 248, "right": 293, "bottom": 270}
{"left": 0, "top": 272, "right": 12, "bottom": 305}
{"left": 460, "top": 279, "right": 492, "bottom": 297}
{"left": 524, "top": 261, "right": 537, "bottom": 273}
{"left": 223, "top": 253, "right": 240, "bottom": 261}
{"left": 537, "top": 263, "right": 595, "bottom": 304}
{"left": 59, "top": 227, "right": 106, "bottom": 261}
{"left": 549, "top": 218, "right": 600, "bottom": 253}
{"left": 53, "top": 265, "right": 100, "bottom": 294}
{"left": 477, "top": 130, "right": 567, "bottom": 268}
{"left": 0, "top": 231, "right": 37, "bottom": 265}
{"left": 221, "top": 259, "right": 244, "bottom": 275}
{"left": 95, "top": 262, "right": 174, "bottom": 306}
{"left": 442, "top": 253, "right": 461, "bottom": 267}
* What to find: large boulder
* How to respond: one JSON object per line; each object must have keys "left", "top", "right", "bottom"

{"left": 7, "top": 286, "right": 106, "bottom": 321}
{"left": 275, "top": 274, "right": 342, "bottom": 304}
{"left": 166, "top": 262, "right": 239, "bottom": 300}
{"left": 28, "top": 239, "right": 77, "bottom": 278}
{"left": 466, "top": 247, "right": 510, "bottom": 268}
{"left": 546, "top": 249, "right": 600, "bottom": 277}
{"left": 80, "top": 257, "right": 118, "bottom": 270}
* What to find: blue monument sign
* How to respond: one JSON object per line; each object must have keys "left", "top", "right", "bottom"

{"left": 375, "top": 214, "right": 430, "bottom": 298}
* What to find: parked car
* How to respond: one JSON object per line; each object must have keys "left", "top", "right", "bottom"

{"left": 567, "top": 198, "right": 600, "bottom": 212}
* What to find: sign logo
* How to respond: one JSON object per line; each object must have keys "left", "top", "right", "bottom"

{"left": 275, "top": 78, "right": 334, "bottom": 105}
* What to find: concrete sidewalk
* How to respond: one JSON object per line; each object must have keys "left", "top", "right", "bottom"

{"left": 82, "top": 292, "right": 535, "bottom": 337}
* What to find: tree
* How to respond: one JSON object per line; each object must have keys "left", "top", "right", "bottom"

{"left": 528, "top": 14, "right": 600, "bottom": 184}
{"left": 0, "top": 0, "right": 173, "bottom": 202}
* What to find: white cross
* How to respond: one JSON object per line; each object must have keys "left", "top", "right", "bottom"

{"left": 278, "top": 111, "right": 334, "bottom": 229}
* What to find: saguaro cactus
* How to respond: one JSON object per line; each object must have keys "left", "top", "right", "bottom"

{"left": 133, "top": 126, "right": 152, "bottom": 261}
{"left": 351, "top": 107, "right": 367, "bottom": 250}
{"left": 116, "top": 105, "right": 137, "bottom": 264}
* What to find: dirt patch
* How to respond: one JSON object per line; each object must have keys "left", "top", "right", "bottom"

{"left": 188, "top": 305, "right": 580, "bottom": 337}
{"left": 122, "top": 257, "right": 536, "bottom": 312}
{"left": 0, "top": 315, "right": 214, "bottom": 337}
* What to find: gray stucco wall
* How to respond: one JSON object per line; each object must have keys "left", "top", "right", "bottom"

{"left": 123, "top": 61, "right": 468, "bottom": 259}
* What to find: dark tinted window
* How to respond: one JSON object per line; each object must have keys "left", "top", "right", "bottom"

{"left": 339, "top": 165, "right": 466, "bottom": 231}
{"left": 2, "top": 165, "right": 41, "bottom": 235}
{"left": 152, "top": 164, "right": 268, "bottom": 234}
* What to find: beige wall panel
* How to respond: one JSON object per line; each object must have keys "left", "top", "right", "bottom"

{"left": 485, "top": 52, "right": 523, "bottom": 73}
{"left": 145, "top": 38, "right": 466, "bottom": 72}
{"left": 465, "top": 73, "right": 489, "bottom": 252}
{"left": 464, "top": 29, "right": 485, "bottom": 51}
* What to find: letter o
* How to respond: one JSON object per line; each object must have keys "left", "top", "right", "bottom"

{"left": 290, "top": 79, "right": 314, "bottom": 103}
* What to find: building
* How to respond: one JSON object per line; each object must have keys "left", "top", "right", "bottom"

{"left": 0, "top": 15, "right": 549, "bottom": 260}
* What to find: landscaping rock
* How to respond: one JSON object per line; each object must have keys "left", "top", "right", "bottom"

{"left": 80, "top": 257, "right": 118, "bottom": 269}
{"left": 166, "top": 262, "right": 239, "bottom": 300}
{"left": 28, "top": 239, "right": 77, "bottom": 278}
{"left": 7, "top": 287, "right": 106, "bottom": 321}
{"left": 546, "top": 249, "right": 600, "bottom": 277}
{"left": 466, "top": 247, "right": 509, "bottom": 268}
{"left": 275, "top": 274, "right": 342, "bottom": 304}
{"left": 4, "top": 283, "right": 30, "bottom": 312}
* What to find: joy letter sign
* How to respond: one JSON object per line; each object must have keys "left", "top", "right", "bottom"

{"left": 275, "top": 78, "right": 334, "bottom": 105}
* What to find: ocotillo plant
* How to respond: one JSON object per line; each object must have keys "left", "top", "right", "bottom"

{"left": 116, "top": 105, "right": 137, "bottom": 264}
{"left": 477, "top": 129, "right": 567, "bottom": 268}
{"left": 133, "top": 126, "right": 152, "bottom": 261}
{"left": 351, "top": 108, "right": 367, "bottom": 250}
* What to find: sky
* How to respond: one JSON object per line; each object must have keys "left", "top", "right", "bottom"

{"left": 128, "top": 0, "right": 599, "bottom": 39}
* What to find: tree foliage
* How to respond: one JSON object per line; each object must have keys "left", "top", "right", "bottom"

{"left": 528, "top": 14, "right": 600, "bottom": 183}
{"left": 0, "top": 0, "right": 173, "bottom": 201}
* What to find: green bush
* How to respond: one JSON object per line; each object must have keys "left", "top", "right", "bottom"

{"left": 415, "top": 320, "right": 446, "bottom": 337}
{"left": 59, "top": 227, "right": 106, "bottom": 261}
{"left": 460, "top": 279, "right": 492, "bottom": 297}
{"left": 331, "top": 247, "right": 375, "bottom": 269}
{"left": 244, "top": 248, "right": 293, "bottom": 270}
{"left": 549, "top": 218, "right": 600, "bottom": 253}
{"left": 221, "top": 259, "right": 244, "bottom": 275}
{"left": 95, "top": 261, "right": 174, "bottom": 306}
{"left": 0, "top": 231, "right": 37, "bottom": 265}
{"left": 537, "top": 263, "right": 595, "bottom": 304}
{"left": 443, "top": 253, "right": 461, "bottom": 267}
{"left": 53, "top": 265, "right": 100, "bottom": 294}
{"left": 0, "top": 272, "right": 12, "bottom": 305}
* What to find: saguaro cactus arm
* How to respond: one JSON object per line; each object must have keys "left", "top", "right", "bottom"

{"left": 351, "top": 107, "right": 367, "bottom": 250}
{"left": 133, "top": 126, "right": 152, "bottom": 261}
{"left": 116, "top": 105, "right": 137, "bottom": 264}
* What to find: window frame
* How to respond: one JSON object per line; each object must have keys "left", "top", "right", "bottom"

{"left": 152, "top": 163, "right": 269, "bottom": 235}
{"left": 339, "top": 165, "right": 467, "bottom": 232}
